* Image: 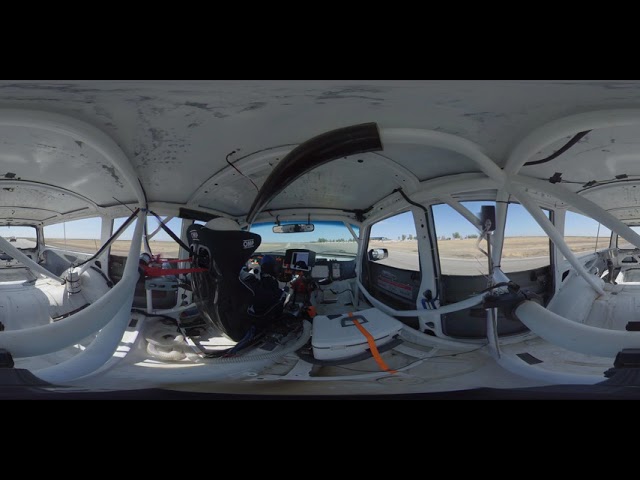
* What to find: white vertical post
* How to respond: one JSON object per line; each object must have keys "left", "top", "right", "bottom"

{"left": 552, "top": 209, "right": 567, "bottom": 290}
{"left": 380, "top": 126, "right": 607, "bottom": 296}
{"left": 99, "top": 217, "right": 113, "bottom": 275}
{"left": 491, "top": 191, "right": 509, "bottom": 278}
{"left": 510, "top": 185, "right": 605, "bottom": 296}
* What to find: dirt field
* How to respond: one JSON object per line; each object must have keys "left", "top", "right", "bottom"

{"left": 42, "top": 235, "right": 605, "bottom": 260}
{"left": 369, "top": 236, "right": 603, "bottom": 259}
{"left": 45, "top": 239, "right": 180, "bottom": 257}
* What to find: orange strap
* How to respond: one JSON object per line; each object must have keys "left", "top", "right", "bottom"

{"left": 348, "top": 312, "right": 397, "bottom": 374}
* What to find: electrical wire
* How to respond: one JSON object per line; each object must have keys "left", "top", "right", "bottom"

{"left": 148, "top": 211, "right": 192, "bottom": 254}
{"left": 393, "top": 187, "right": 440, "bottom": 299}
{"left": 131, "top": 309, "right": 179, "bottom": 323}
{"left": 90, "top": 265, "right": 114, "bottom": 288}
{"left": 475, "top": 281, "right": 512, "bottom": 294}
{"left": 549, "top": 173, "right": 640, "bottom": 189}
{"left": 523, "top": 130, "right": 591, "bottom": 166}
{"left": 143, "top": 217, "right": 152, "bottom": 255}
{"left": 226, "top": 151, "right": 259, "bottom": 192}
{"left": 138, "top": 178, "right": 152, "bottom": 256}
{"left": 74, "top": 208, "right": 140, "bottom": 268}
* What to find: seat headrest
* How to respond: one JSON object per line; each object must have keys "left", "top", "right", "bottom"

{"left": 205, "top": 217, "right": 241, "bottom": 231}
{"left": 187, "top": 224, "right": 261, "bottom": 273}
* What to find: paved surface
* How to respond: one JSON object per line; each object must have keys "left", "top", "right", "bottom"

{"left": 40, "top": 238, "right": 553, "bottom": 276}
{"left": 374, "top": 251, "right": 550, "bottom": 275}
{"left": 261, "top": 242, "right": 551, "bottom": 275}
{"left": 0, "top": 238, "right": 36, "bottom": 250}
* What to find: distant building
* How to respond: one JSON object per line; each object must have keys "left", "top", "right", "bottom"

{"left": 370, "top": 236, "right": 389, "bottom": 241}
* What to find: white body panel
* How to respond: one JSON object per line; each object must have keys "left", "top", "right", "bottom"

{"left": 312, "top": 308, "right": 403, "bottom": 360}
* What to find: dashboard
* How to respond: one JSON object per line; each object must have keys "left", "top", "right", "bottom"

{"left": 248, "top": 249, "right": 356, "bottom": 283}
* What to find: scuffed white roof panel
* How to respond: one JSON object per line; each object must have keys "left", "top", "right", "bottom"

{"left": 0, "top": 125, "right": 128, "bottom": 206}
{"left": 2, "top": 81, "right": 640, "bottom": 220}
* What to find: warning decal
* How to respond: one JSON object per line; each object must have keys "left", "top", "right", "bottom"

{"left": 376, "top": 274, "right": 413, "bottom": 300}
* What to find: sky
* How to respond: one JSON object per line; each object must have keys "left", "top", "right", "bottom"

{"left": 374, "top": 202, "right": 612, "bottom": 240}
{"left": 43, "top": 216, "right": 183, "bottom": 241}
{"left": 370, "top": 211, "right": 417, "bottom": 239}
{"left": 31, "top": 202, "right": 613, "bottom": 244}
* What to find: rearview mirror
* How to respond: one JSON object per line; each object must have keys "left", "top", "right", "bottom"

{"left": 368, "top": 248, "right": 388, "bottom": 261}
{"left": 273, "top": 224, "right": 315, "bottom": 233}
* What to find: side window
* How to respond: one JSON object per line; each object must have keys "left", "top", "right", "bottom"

{"left": 0, "top": 225, "right": 37, "bottom": 249}
{"left": 367, "top": 211, "right": 419, "bottom": 271}
{"left": 503, "top": 203, "right": 551, "bottom": 273}
{"left": 146, "top": 216, "right": 181, "bottom": 258}
{"left": 432, "top": 202, "right": 553, "bottom": 275}
{"left": 564, "top": 211, "right": 611, "bottom": 255}
{"left": 112, "top": 216, "right": 182, "bottom": 258}
{"left": 44, "top": 217, "right": 102, "bottom": 254}
{"left": 432, "top": 201, "right": 495, "bottom": 276}
{"left": 112, "top": 216, "right": 141, "bottom": 256}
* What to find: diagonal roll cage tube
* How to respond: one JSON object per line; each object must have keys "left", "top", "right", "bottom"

{"left": 0, "top": 210, "right": 146, "bottom": 358}
{"left": 243, "top": 119, "right": 638, "bottom": 301}
{"left": 437, "top": 195, "right": 482, "bottom": 230}
{"left": 0, "top": 234, "right": 64, "bottom": 283}
{"left": 379, "top": 127, "right": 606, "bottom": 296}
{"left": 77, "top": 208, "right": 140, "bottom": 275}
{"left": 511, "top": 175, "right": 640, "bottom": 250}
{"left": 244, "top": 121, "right": 625, "bottom": 297}
{"left": 0, "top": 109, "right": 148, "bottom": 358}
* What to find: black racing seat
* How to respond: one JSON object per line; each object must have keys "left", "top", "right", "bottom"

{"left": 187, "top": 223, "right": 284, "bottom": 341}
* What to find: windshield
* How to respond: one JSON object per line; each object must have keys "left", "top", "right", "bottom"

{"left": 0, "top": 225, "right": 37, "bottom": 249}
{"left": 251, "top": 221, "right": 359, "bottom": 256}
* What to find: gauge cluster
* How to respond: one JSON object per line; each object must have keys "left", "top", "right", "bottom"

{"left": 247, "top": 248, "right": 356, "bottom": 284}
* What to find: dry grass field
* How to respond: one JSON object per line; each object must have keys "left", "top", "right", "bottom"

{"left": 45, "top": 239, "right": 180, "bottom": 257}
{"left": 41, "top": 235, "right": 606, "bottom": 260}
{"left": 369, "top": 236, "right": 604, "bottom": 258}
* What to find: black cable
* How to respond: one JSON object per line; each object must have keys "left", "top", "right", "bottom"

{"left": 226, "top": 151, "right": 259, "bottom": 192}
{"left": 148, "top": 211, "right": 192, "bottom": 254}
{"left": 393, "top": 187, "right": 441, "bottom": 301}
{"left": 112, "top": 196, "right": 134, "bottom": 213}
{"left": 74, "top": 208, "right": 140, "bottom": 268}
{"left": 138, "top": 179, "right": 153, "bottom": 255}
{"left": 90, "top": 265, "right": 113, "bottom": 288}
{"left": 52, "top": 303, "right": 91, "bottom": 321}
{"left": 523, "top": 130, "right": 591, "bottom": 166}
{"left": 143, "top": 216, "right": 152, "bottom": 256}
{"left": 131, "top": 309, "right": 179, "bottom": 323}
{"left": 576, "top": 177, "right": 640, "bottom": 192}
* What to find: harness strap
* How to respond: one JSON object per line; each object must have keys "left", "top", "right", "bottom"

{"left": 347, "top": 312, "right": 397, "bottom": 374}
